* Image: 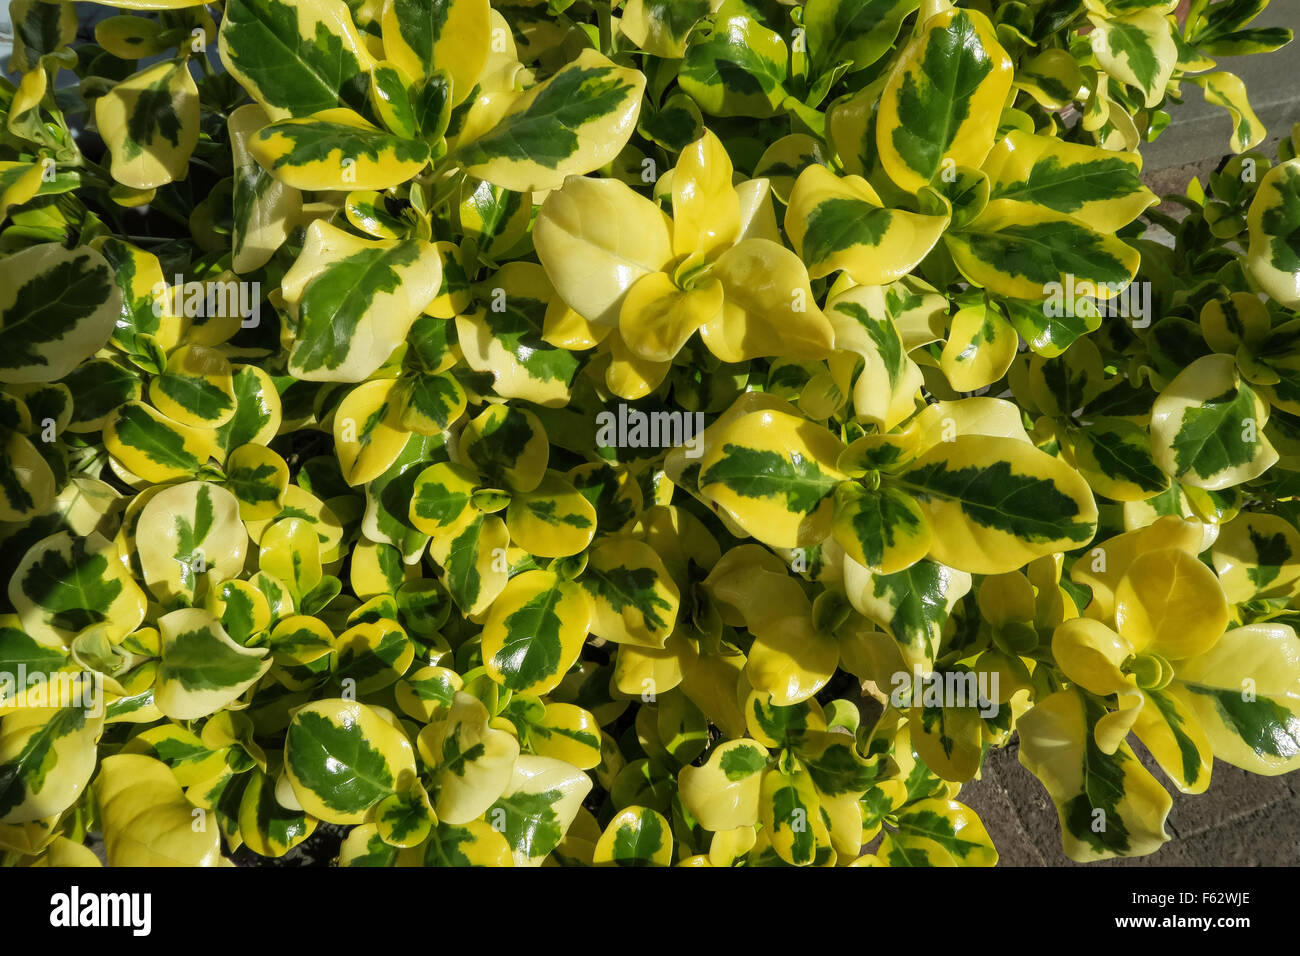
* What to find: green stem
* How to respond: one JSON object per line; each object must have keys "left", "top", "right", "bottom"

{"left": 598, "top": 3, "right": 613, "bottom": 56}
{"left": 147, "top": 190, "right": 194, "bottom": 227}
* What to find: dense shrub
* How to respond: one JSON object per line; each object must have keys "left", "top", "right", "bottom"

{"left": 0, "top": 0, "right": 1297, "bottom": 867}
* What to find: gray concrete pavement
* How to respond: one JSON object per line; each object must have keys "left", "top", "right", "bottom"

{"left": 1144, "top": 0, "right": 1299, "bottom": 173}
{"left": 960, "top": 738, "right": 1300, "bottom": 866}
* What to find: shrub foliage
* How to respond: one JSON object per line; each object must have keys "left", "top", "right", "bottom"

{"left": 0, "top": 0, "right": 1298, "bottom": 867}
